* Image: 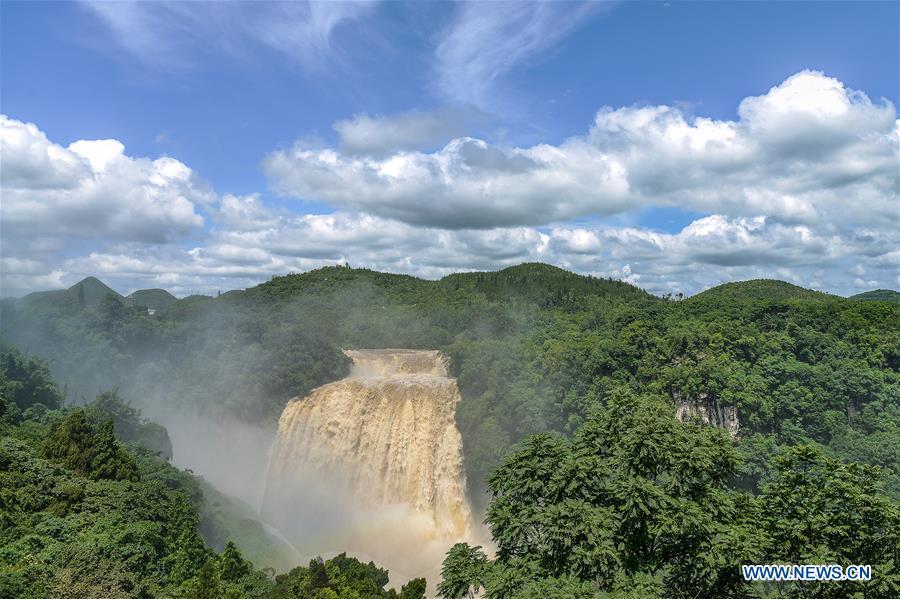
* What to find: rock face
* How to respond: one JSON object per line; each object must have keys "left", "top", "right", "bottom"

{"left": 674, "top": 392, "right": 740, "bottom": 439}
{"left": 262, "top": 349, "right": 474, "bottom": 581}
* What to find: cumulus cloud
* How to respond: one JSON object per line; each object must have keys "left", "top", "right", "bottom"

{"left": 1, "top": 115, "right": 211, "bottom": 245}
{"left": 264, "top": 71, "right": 899, "bottom": 231}
{"left": 264, "top": 136, "right": 632, "bottom": 228}
{"left": 3, "top": 72, "right": 898, "bottom": 298}
{"left": 48, "top": 212, "right": 550, "bottom": 295}
{"left": 334, "top": 107, "right": 492, "bottom": 156}
{"left": 214, "top": 194, "right": 281, "bottom": 232}
{"left": 5, "top": 197, "right": 896, "bottom": 298}
{"left": 80, "top": 0, "right": 379, "bottom": 70}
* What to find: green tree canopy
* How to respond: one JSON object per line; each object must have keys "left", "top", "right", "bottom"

{"left": 0, "top": 345, "right": 62, "bottom": 411}
{"left": 42, "top": 409, "right": 140, "bottom": 482}
{"left": 440, "top": 392, "right": 900, "bottom": 598}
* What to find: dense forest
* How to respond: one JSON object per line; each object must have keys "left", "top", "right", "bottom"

{"left": 437, "top": 391, "right": 898, "bottom": 598}
{"left": 2, "top": 263, "right": 899, "bottom": 596}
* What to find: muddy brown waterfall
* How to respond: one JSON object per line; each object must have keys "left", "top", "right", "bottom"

{"left": 262, "top": 349, "right": 475, "bottom": 583}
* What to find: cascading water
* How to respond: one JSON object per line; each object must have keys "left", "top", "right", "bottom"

{"left": 262, "top": 349, "right": 475, "bottom": 583}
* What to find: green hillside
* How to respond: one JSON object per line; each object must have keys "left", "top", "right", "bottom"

{"left": 439, "top": 262, "right": 655, "bottom": 305}
{"left": 23, "top": 276, "right": 122, "bottom": 309}
{"left": 251, "top": 262, "right": 653, "bottom": 307}
{"left": 249, "top": 265, "right": 431, "bottom": 301}
{"left": 689, "top": 278, "right": 837, "bottom": 303}
{"left": 851, "top": 289, "right": 900, "bottom": 303}
{"left": 130, "top": 288, "right": 178, "bottom": 311}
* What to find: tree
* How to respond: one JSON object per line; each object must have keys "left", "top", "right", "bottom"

{"left": 90, "top": 420, "right": 140, "bottom": 482}
{"left": 0, "top": 394, "right": 22, "bottom": 424}
{"left": 42, "top": 409, "right": 140, "bottom": 482}
{"left": 220, "top": 541, "right": 251, "bottom": 582}
{"left": 756, "top": 445, "right": 900, "bottom": 598}
{"left": 188, "top": 560, "right": 221, "bottom": 599}
{"left": 86, "top": 390, "right": 173, "bottom": 459}
{"left": 0, "top": 345, "right": 63, "bottom": 410}
{"left": 399, "top": 577, "right": 427, "bottom": 599}
{"left": 87, "top": 390, "right": 142, "bottom": 438}
{"left": 42, "top": 409, "right": 98, "bottom": 474}
{"left": 441, "top": 391, "right": 764, "bottom": 598}
{"left": 437, "top": 543, "right": 488, "bottom": 599}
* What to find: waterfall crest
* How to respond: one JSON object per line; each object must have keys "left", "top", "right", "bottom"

{"left": 262, "top": 349, "right": 474, "bottom": 580}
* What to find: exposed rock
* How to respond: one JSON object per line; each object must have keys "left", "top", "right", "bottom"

{"left": 673, "top": 391, "right": 740, "bottom": 439}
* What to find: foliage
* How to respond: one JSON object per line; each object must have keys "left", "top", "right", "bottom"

{"left": 85, "top": 390, "right": 173, "bottom": 459}
{"left": 1, "top": 429, "right": 212, "bottom": 597}
{"left": 690, "top": 279, "right": 837, "bottom": 302}
{"left": 130, "top": 288, "right": 178, "bottom": 312}
{"left": 269, "top": 553, "right": 426, "bottom": 599}
{"left": 440, "top": 394, "right": 899, "bottom": 598}
{"left": 3, "top": 264, "right": 899, "bottom": 595}
{"left": 850, "top": 289, "right": 900, "bottom": 303}
{"left": 437, "top": 543, "right": 488, "bottom": 599}
{"left": 755, "top": 445, "right": 900, "bottom": 597}
{"left": 0, "top": 352, "right": 411, "bottom": 599}
{"left": 0, "top": 345, "right": 63, "bottom": 411}
{"left": 41, "top": 409, "right": 140, "bottom": 482}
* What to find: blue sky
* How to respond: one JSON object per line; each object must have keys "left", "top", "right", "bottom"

{"left": 1, "top": 1, "right": 898, "bottom": 296}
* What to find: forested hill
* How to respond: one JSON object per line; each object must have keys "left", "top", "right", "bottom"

{"left": 689, "top": 279, "right": 838, "bottom": 303}
{"left": 2, "top": 265, "right": 899, "bottom": 505}
{"left": 11, "top": 266, "right": 888, "bottom": 308}
{"left": 244, "top": 262, "right": 655, "bottom": 306}
{"left": 22, "top": 276, "right": 122, "bottom": 309}
{"left": 130, "top": 288, "right": 178, "bottom": 311}
{"left": 851, "top": 289, "right": 900, "bottom": 303}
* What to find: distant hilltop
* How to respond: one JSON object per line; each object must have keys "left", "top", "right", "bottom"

{"left": 7, "top": 264, "right": 900, "bottom": 307}
{"left": 849, "top": 289, "right": 900, "bottom": 303}
{"left": 19, "top": 276, "right": 177, "bottom": 313}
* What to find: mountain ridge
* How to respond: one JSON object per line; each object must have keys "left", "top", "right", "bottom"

{"left": 12, "top": 267, "right": 897, "bottom": 307}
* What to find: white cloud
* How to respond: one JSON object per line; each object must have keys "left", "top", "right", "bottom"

{"left": 3, "top": 71, "right": 898, "bottom": 298}
{"left": 0, "top": 259, "right": 68, "bottom": 295}
{"left": 215, "top": 194, "right": 281, "bottom": 232}
{"left": 264, "top": 136, "right": 633, "bottom": 228}
{"left": 334, "top": 107, "right": 492, "bottom": 156}
{"left": 264, "top": 71, "right": 898, "bottom": 232}
{"left": 1, "top": 115, "right": 211, "bottom": 245}
{"left": 5, "top": 197, "right": 897, "bottom": 298}
{"left": 80, "top": 0, "right": 379, "bottom": 70}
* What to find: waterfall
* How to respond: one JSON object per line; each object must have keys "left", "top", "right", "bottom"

{"left": 262, "top": 349, "right": 474, "bottom": 582}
